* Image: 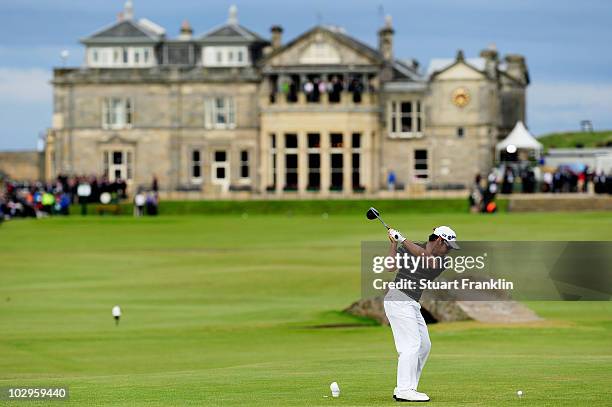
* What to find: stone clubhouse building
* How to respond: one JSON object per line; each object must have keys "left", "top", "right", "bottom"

{"left": 45, "top": 2, "right": 529, "bottom": 197}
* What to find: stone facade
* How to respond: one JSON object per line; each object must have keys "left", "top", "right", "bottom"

{"left": 45, "top": 4, "right": 529, "bottom": 197}
{"left": 0, "top": 151, "right": 42, "bottom": 181}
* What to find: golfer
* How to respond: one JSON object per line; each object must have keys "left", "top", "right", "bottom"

{"left": 384, "top": 226, "right": 460, "bottom": 402}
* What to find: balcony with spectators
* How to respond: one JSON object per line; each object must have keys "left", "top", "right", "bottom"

{"left": 263, "top": 72, "right": 379, "bottom": 108}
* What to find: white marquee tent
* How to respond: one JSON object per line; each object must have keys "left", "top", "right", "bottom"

{"left": 496, "top": 121, "right": 543, "bottom": 159}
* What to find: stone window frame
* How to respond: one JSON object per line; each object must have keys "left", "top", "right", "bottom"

{"left": 102, "top": 97, "right": 133, "bottom": 130}
{"left": 388, "top": 99, "right": 424, "bottom": 139}
{"left": 283, "top": 133, "right": 299, "bottom": 191}
{"left": 211, "top": 149, "right": 230, "bottom": 187}
{"left": 268, "top": 134, "right": 277, "bottom": 190}
{"left": 101, "top": 148, "right": 134, "bottom": 182}
{"left": 306, "top": 133, "right": 321, "bottom": 191}
{"left": 204, "top": 97, "right": 236, "bottom": 130}
{"left": 457, "top": 127, "right": 465, "bottom": 138}
{"left": 351, "top": 133, "right": 362, "bottom": 190}
{"left": 329, "top": 133, "right": 344, "bottom": 191}
{"left": 190, "top": 148, "right": 203, "bottom": 184}
{"left": 413, "top": 149, "right": 429, "bottom": 180}
{"left": 239, "top": 149, "right": 251, "bottom": 184}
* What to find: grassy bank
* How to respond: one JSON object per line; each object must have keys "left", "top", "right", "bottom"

{"left": 538, "top": 130, "right": 612, "bottom": 149}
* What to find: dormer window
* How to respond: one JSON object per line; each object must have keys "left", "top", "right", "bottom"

{"left": 202, "top": 46, "right": 250, "bottom": 67}
{"left": 87, "top": 46, "right": 156, "bottom": 68}
{"left": 82, "top": 14, "right": 164, "bottom": 68}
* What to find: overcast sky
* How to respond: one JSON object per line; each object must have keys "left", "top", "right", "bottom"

{"left": 1, "top": 0, "right": 611, "bottom": 150}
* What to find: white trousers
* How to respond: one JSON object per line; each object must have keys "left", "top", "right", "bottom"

{"left": 384, "top": 291, "right": 431, "bottom": 392}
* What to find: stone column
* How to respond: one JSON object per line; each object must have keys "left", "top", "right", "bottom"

{"left": 66, "top": 85, "right": 75, "bottom": 174}
{"left": 296, "top": 74, "right": 306, "bottom": 104}
{"left": 277, "top": 78, "right": 287, "bottom": 106}
{"left": 297, "top": 91, "right": 306, "bottom": 104}
{"left": 320, "top": 132, "right": 330, "bottom": 196}
{"left": 262, "top": 129, "right": 275, "bottom": 192}
{"left": 342, "top": 91, "right": 350, "bottom": 106}
{"left": 362, "top": 130, "right": 372, "bottom": 192}
{"left": 322, "top": 88, "right": 329, "bottom": 105}
{"left": 275, "top": 132, "right": 285, "bottom": 194}
{"left": 260, "top": 77, "right": 270, "bottom": 107}
{"left": 271, "top": 76, "right": 279, "bottom": 104}
{"left": 258, "top": 129, "right": 267, "bottom": 193}
{"left": 343, "top": 132, "right": 352, "bottom": 195}
{"left": 298, "top": 131, "right": 307, "bottom": 194}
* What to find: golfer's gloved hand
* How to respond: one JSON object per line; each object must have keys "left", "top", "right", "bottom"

{"left": 388, "top": 228, "right": 406, "bottom": 244}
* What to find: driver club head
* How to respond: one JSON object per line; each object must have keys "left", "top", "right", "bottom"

{"left": 366, "top": 207, "right": 390, "bottom": 230}
{"left": 366, "top": 207, "right": 380, "bottom": 220}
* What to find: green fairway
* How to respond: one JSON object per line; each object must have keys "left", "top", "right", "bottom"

{"left": 1, "top": 212, "right": 611, "bottom": 406}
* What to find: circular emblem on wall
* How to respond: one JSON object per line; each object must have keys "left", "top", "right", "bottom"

{"left": 452, "top": 88, "right": 470, "bottom": 108}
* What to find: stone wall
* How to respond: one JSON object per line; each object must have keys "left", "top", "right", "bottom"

{"left": 0, "top": 151, "right": 42, "bottom": 181}
{"left": 49, "top": 79, "right": 260, "bottom": 191}
{"left": 508, "top": 194, "right": 612, "bottom": 212}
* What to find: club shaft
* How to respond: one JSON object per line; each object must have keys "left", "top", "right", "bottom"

{"left": 377, "top": 216, "right": 390, "bottom": 230}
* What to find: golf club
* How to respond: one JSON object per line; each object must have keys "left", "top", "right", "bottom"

{"left": 366, "top": 207, "right": 390, "bottom": 230}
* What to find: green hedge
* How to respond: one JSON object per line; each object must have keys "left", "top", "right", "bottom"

{"left": 74, "top": 198, "right": 509, "bottom": 216}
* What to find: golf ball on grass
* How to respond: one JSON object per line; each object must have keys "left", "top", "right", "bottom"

{"left": 330, "top": 382, "right": 340, "bottom": 397}
{"left": 517, "top": 390, "right": 523, "bottom": 397}
{"left": 112, "top": 305, "right": 121, "bottom": 325}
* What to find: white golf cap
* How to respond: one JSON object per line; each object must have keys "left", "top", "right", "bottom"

{"left": 433, "top": 226, "right": 460, "bottom": 249}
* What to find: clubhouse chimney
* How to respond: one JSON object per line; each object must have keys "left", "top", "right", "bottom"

{"left": 480, "top": 44, "right": 499, "bottom": 79}
{"left": 179, "top": 20, "right": 193, "bottom": 40}
{"left": 505, "top": 54, "right": 529, "bottom": 85}
{"left": 271, "top": 25, "right": 283, "bottom": 49}
{"left": 378, "top": 15, "right": 394, "bottom": 61}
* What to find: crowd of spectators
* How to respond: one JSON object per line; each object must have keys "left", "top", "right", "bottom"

{"left": 133, "top": 178, "right": 159, "bottom": 217}
{"left": 469, "top": 172, "right": 500, "bottom": 214}
{"left": 469, "top": 164, "right": 612, "bottom": 213}
{"left": 493, "top": 165, "right": 612, "bottom": 195}
{"left": 273, "top": 75, "right": 369, "bottom": 104}
{"left": 0, "top": 174, "right": 152, "bottom": 221}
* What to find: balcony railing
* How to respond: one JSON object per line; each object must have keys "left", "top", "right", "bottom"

{"left": 264, "top": 91, "right": 378, "bottom": 107}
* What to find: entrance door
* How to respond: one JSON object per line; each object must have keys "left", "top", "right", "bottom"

{"left": 211, "top": 150, "right": 229, "bottom": 191}
{"left": 104, "top": 150, "right": 132, "bottom": 181}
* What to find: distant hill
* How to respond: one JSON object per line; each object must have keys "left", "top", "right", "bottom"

{"left": 537, "top": 130, "right": 612, "bottom": 149}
